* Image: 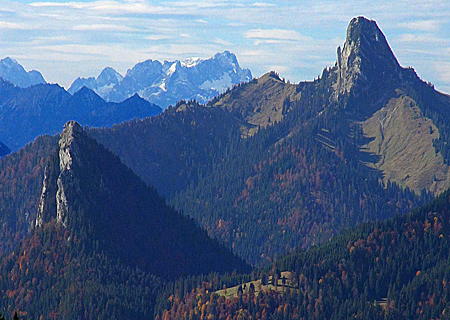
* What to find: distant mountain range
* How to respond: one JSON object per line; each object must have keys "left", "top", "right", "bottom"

{"left": 0, "top": 57, "right": 46, "bottom": 88}
{"left": 0, "top": 51, "right": 251, "bottom": 152}
{"left": 68, "top": 51, "right": 252, "bottom": 108}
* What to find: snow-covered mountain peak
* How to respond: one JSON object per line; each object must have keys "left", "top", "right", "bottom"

{"left": 68, "top": 51, "right": 252, "bottom": 108}
{"left": 181, "top": 57, "right": 201, "bottom": 68}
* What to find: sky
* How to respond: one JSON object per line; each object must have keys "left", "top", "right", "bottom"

{"left": 0, "top": 0, "right": 449, "bottom": 94}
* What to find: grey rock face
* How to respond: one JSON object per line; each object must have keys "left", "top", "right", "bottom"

{"left": 36, "top": 121, "right": 84, "bottom": 228}
{"left": 334, "top": 17, "right": 401, "bottom": 98}
{"left": 0, "top": 57, "right": 46, "bottom": 88}
{"left": 68, "top": 51, "right": 252, "bottom": 108}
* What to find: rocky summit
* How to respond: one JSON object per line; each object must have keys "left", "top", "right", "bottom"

{"left": 334, "top": 16, "right": 401, "bottom": 98}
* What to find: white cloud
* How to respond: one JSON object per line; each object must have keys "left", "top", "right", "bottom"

{"left": 213, "top": 38, "right": 233, "bottom": 46}
{"left": 244, "top": 29, "right": 309, "bottom": 42}
{"left": 146, "top": 35, "right": 171, "bottom": 41}
{"left": 73, "top": 24, "right": 138, "bottom": 32}
{"left": 251, "top": 2, "right": 276, "bottom": 7}
{"left": 31, "top": 1, "right": 173, "bottom": 15}
{"left": 398, "top": 20, "right": 441, "bottom": 32}
{"left": 0, "top": 21, "right": 30, "bottom": 29}
{"left": 179, "top": 33, "right": 191, "bottom": 38}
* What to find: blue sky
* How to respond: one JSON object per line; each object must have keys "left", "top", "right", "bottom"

{"left": 0, "top": 0, "right": 449, "bottom": 94}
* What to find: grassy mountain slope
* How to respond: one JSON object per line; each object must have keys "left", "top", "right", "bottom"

{"left": 360, "top": 91, "right": 450, "bottom": 194}
{"left": 209, "top": 72, "right": 301, "bottom": 136}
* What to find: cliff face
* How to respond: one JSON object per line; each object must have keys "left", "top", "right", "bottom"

{"left": 334, "top": 16, "right": 401, "bottom": 98}
{"left": 36, "top": 121, "right": 87, "bottom": 228}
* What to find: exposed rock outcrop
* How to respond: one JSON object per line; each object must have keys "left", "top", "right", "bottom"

{"left": 334, "top": 16, "right": 401, "bottom": 98}
{"left": 36, "top": 121, "right": 85, "bottom": 228}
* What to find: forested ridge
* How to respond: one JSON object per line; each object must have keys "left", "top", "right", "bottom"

{"left": 90, "top": 101, "right": 243, "bottom": 196}
{"left": 92, "top": 70, "right": 433, "bottom": 267}
{"left": 0, "top": 122, "right": 249, "bottom": 319}
{"left": 169, "top": 71, "right": 432, "bottom": 265}
{"left": 157, "top": 188, "right": 450, "bottom": 319}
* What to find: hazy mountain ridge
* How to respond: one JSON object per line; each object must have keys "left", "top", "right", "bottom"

{"left": 0, "top": 57, "right": 46, "bottom": 88}
{"left": 0, "top": 80, "right": 161, "bottom": 151}
{"left": 69, "top": 51, "right": 252, "bottom": 108}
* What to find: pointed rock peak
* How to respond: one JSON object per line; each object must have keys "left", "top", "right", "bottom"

{"left": 38, "top": 121, "right": 94, "bottom": 228}
{"left": 60, "top": 121, "right": 87, "bottom": 155}
{"left": 344, "top": 17, "right": 398, "bottom": 64}
{"left": 62, "top": 120, "right": 83, "bottom": 136}
{"left": 335, "top": 16, "right": 401, "bottom": 96}
{"left": 37, "top": 121, "right": 86, "bottom": 228}
{"left": 97, "top": 67, "right": 123, "bottom": 84}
